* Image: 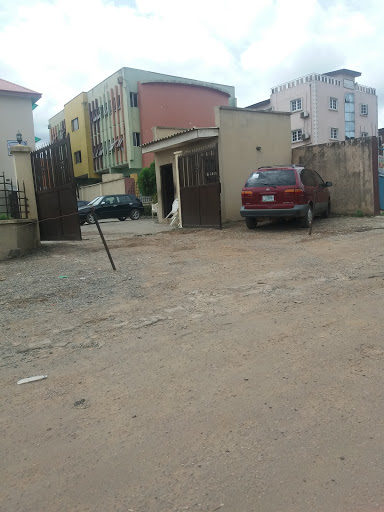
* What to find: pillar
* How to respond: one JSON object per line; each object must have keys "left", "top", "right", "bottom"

{"left": 10, "top": 145, "right": 40, "bottom": 243}
{"left": 10, "top": 145, "right": 38, "bottom": 220}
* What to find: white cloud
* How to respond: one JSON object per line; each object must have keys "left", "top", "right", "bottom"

{"left": 0, "top": 0, "right": 383, "bottom": 142}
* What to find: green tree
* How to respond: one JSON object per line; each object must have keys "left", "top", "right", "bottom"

{"left": 138, "top": 161, "right": 157, "bottom": 198}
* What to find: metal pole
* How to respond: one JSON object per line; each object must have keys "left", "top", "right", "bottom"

{"left": 92, "top": 207, "right": 116, "bottom": 271}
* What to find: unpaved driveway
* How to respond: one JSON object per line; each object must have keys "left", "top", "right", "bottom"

{"left": 1, "top": 216, "right": 384, "bottom": 512}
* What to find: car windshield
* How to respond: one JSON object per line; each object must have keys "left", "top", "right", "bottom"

{"left": 87, "top": 196, "right": 103, "bottom": 206}
{"left": 245, "top": 170, "right": 296, "bottom": 187}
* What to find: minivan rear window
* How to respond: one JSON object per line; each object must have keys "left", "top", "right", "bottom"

{"left": 245, "top": 169, "right": 296, "bottom": 187}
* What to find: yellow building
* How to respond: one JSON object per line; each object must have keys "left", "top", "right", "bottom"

{"left": 64, "top": 92, "right": 96, "bottom": 179}
{"left": 49, "top": 92, "right": 96, "bottom": 179}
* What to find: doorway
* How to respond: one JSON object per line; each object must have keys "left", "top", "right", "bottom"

{"left": 160, "top": 164, "right": 174, "bottom": 218}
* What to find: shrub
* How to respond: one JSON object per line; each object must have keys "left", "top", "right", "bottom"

{"left": 0, "top": 213, "right": 9, "bottom": 220}
{"left": 138, "top": 161, "right": 157, "bottom": 198}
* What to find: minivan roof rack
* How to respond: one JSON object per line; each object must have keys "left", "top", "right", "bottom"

{"left": 257, "top": 164, "right": 302, "bottom": 169}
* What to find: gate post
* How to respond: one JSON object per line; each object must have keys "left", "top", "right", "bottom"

{"left": 10, "top": 145, "right": 40, "bottom": 237}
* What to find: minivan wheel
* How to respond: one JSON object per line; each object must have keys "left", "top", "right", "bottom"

{"left": 299, "top": 205, "right": 313, "bottom": 228}
{"left": 130, "top": 208, "right": 140, "bottom": 220}
{"left": 245, "top": 217, "right": 257, "bottom": 229}
{"left": 322, "top": 201, "right": 331, "bottom": 218}
{"left": 86, "top": 212, "right": 96, "bottom": 224}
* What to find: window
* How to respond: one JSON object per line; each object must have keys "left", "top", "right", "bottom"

{"left": 300, "top": 170, "right": 317, "bottom": 186}
{"left": 133, "top": 132, "right": 141, "bottom": 146}
{"left": 290, "top": 98, "right": 302, "bottom": 112}
{"left": 117, "top": 95, "right": 121, "bottom": 109}
{"left": 344, "top": 79, "right": 354, "bottom": 89}
{"left": 74, "top": 150, "right": 82, "bottom": 163}
{"left": 360, "top": 104, "right": 368, "bottom": 116}
{"left": 245, "top": 169, "right": 296, "bottom": 187}
{"left": 292, "top": 129, "right": 302, "bottom": 143}
{"left": 313, "top": 171, "right": 325, "bottom": 186}
{"left": 71, "top": 118, "right": 79, "bottom": 131}
{"left": 108, "top": 100, "right": 111, "bottom": 114}
{"left": 112, "top": 98, "right": 116, "bottom": 112}
{"left": 330, "top": 128, "right": 338, "bottom": 140}
{"left": 329, "top": 97, "right": 338, "bottom": 110}
{"left": 130, "top": 92, "right": 138, "bottom": 107}
{"left": 361, "top": 132, "right": 368, "bottom": 137}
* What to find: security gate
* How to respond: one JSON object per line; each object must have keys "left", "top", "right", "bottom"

{"left": 31, "top": 135, "right": 81, "bottom": 241}
{"left": 178, "top": 143, "right": 221, "bottom": 228}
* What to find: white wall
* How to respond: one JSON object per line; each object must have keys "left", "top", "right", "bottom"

{"left": 0, "top": 95, "right": 36, "bottom": 181}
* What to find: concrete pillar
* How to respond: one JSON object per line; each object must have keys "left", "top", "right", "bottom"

{"left": 173, "top": 151, "right": 183, "bottom": 227}
{"left": 10, "top": 145, "right": 38, "bottom": 220}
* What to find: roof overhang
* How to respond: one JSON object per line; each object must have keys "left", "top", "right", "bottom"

{"left": 325, "top": 69, "right": 361, "bottom": 78}
{"left": 142, "top": 128, "right": 219, "bottom": 153}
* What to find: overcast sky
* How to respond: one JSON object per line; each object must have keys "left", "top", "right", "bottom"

{"left": 0, "top": 0, "right": 383, "bottom": 143}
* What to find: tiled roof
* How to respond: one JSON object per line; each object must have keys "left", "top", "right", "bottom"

{"left": 0, "top": 78, "right": 41, "bottom": 99}
{"left": 141, "top": 128, "right": 193, "bottom": 147}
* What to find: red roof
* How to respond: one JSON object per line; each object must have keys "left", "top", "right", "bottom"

{"left": 0, "top": 78, "right": 41, "bottom": 101}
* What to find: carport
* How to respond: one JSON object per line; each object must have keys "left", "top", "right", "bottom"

{"left": 141, "top": 106, "right": 292, "bottom": 227}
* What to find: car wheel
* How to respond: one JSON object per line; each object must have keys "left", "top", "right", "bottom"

{"left": 86, "top": 212, "right": 96, "bottom": 224}
{"left": 322, "top": 201, "right": 331, "bottom": 218}
{"left": 300, "top": 205, "right": 313, "bottom": 228}
{"left": 130, "top": 208, "right": 140, "bottom": 220}
{"left": 118, "top": 216, "right": 127, "bottom": 221}
{"left": 245, "top": 217, "right": 257, "bottom": 229}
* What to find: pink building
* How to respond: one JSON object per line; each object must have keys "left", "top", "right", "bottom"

{"left": 138, "top": 82, "right": 232, "bottom": 167}
{"left": 248, "top": 69, "right": 378, "bottom": 147}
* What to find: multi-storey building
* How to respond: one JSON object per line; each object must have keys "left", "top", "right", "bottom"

{"left": 0, "top": 78, "right": 41, "bottom": 180}
{"left": 49, "top": 68, "right": 236, "bottom": 180}
{"left": 248, "top": 69, "right": 378, "bottom": 147}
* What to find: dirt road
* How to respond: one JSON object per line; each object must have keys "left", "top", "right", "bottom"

{"left": 1, "top": 216, "right": 384, "bottom": 512}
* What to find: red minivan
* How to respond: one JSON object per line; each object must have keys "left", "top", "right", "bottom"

{"left": 240, "top": 165, "right": 332, "bottom": 229}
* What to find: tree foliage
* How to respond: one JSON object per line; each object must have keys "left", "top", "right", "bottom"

{"left": 137, "top": 161, "right": 157, "bottom": 197}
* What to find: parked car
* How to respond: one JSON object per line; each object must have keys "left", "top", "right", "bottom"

{"left": 77, "top": 200, "right": 89, "bottom": 209}
{"left": 78, "top": 194, "right": 144, "bottom": 224}
{"left": 240, "top": 165, "right": 332, "bottom": 229}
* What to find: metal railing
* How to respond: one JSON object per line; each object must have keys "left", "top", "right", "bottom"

{"left": 0, "top": 173, "right": 28, "bottom": 219}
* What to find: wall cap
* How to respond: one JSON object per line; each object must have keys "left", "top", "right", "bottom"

{"left": 0, "top": 219, "right": 37, "bottom": 224}
{"left": 10, "top": 145, "right": 32, "bottom": 154}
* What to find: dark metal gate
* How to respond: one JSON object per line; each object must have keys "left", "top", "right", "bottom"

{"left": 178, "top": 143, "right": 221, "bottom": 228}
{"left": 31, "top": 135, "right": 81, "bottom": 241}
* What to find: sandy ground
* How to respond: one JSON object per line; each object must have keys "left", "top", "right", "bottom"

{"left": 1, "top": 215, "right": 384, "bottom": 512}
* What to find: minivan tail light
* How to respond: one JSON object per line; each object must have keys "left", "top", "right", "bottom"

{"left": 242, "top": 190, "right": 253, "bottom": 197}
{"left": 284, "top": 188, "right": 304, "bottom": 197}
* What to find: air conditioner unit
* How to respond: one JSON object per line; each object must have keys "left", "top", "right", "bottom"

{"left": 118, "top": 76, "right": 123, "bottom": 84}
{"left": 300, "top": 111, "right": 309, "bottom": 118}
{"left": 301, "top": 133, "right": 310, "bottom": 140}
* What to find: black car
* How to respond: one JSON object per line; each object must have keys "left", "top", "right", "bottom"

{"left": 79, "top": 194, "right": 144, "bottom": 224}
{"left": 77, "top": 200, "right": 89, "bottom": 209}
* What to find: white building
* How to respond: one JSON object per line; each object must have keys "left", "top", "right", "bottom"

{"left": 0, "top": 79, "right": 41, "bottom": 181}
{"left": 248, "top": 69, "right": 378, "bottom": 147}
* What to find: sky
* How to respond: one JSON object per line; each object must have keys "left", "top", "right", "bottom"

{"left": 0, "top": 0, "right": 383, "bottom": 143}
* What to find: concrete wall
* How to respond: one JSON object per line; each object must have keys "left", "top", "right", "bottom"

{"left": 79, "top": 173, "right": 126, "bottom": 202}
{"left": 0, "top": 220, "right": 39, "bottom": 260}
{"left": 216, "top": 107, "right": 292, "bottom": 221}
{"left": 292, "top": 137, "right": 380, "bottom": 215}
{"left": 0, "top": 95, "right": 36, "bottom": 181}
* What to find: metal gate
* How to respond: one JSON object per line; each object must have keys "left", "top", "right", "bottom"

{"left": 178, "top": 143, "right": 221, "bottom": 228}
{"left": 31, "top": 135, "right": 81, "bottom": 241}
